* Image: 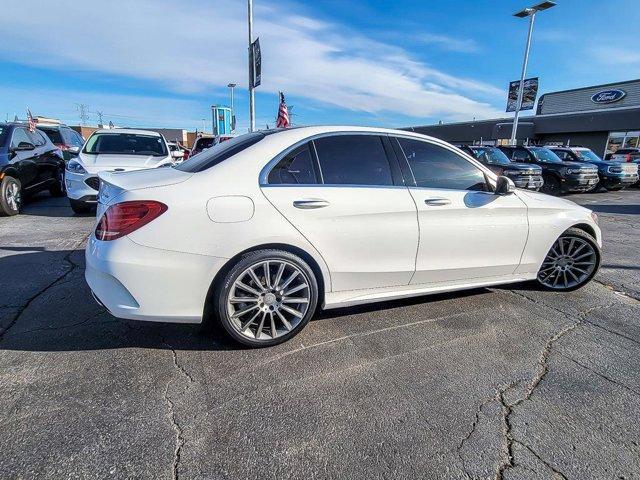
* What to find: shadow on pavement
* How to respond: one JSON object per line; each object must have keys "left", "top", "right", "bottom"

{"left": 587, "top": 203, "right": 640, "bottom": 215}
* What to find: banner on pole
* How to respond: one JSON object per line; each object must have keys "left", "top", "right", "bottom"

{"left": 506, "top": 77, "right": 538, "bottom": 112}
{"left": 250, "top": 38, "right": 261, "bottom": 88}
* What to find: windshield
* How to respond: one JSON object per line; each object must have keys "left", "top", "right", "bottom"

{"left": 529, "top": 147, "right": 563, "bottom": 164}
{"left": 470, "top": 147, "right": 511, "bottom": 166}
{"left": 84, "top": 133, "right": 167, "bottom": 156}
{"left": 572, "top": 149, "right": 602, "bottom": 162}
{"left": 176, "top": 132, "right": 265, "bottom": 172}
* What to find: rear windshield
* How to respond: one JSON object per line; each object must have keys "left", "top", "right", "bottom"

{"left": 529, "top": 147, "right": 563, "bottom": 164}
{"left": 469, "top": 147, "right": 511, "bottom": 166}
{"left": 176, "top": 133, "right": 265, "bottom": 172}
{"left": 195, "top": 137, "right": 215, "bottom": 150}
{"left": 40, "top": 127, "right": 64, "bottom": 144}
{"left": 84, "top": 133, "right": 167, "bottom": 156}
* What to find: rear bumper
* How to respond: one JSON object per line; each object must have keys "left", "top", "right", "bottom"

{"left": 85, "top": 235, "right": 227, "bottom": 323}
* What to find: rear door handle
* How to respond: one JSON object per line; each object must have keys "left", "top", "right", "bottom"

{"left": 293, "top": 199, "right": 330, "bottom": 209}
{"left": 424, "top": 197, "right": 451, "bottom": 206}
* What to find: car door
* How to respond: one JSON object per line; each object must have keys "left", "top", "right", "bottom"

{"left": 261, "top": 133, "right": 419, "bottom": 292}
{"left": 392, "top": 136, "right": 529, "bottom": 285}
{"left": 28, "top": 130, "right": 57, "bottom": 184}
{"left": 9, "top": 127, "right": 39, "bottom": 188}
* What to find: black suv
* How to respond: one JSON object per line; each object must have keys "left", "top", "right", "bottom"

{"left": 38, "top": 124, "right": 85, "bottom": 161}
{"left": 498, "top": 145, "right": 599, "bottom": 195}
{"left": 549, "top": 146, "right": 638, "bottom": 191}
{"left": 457, "top": 145, "right": 543, "bottom": 190}
{"left": 0, "top": 123, "right": 65, "bottom": 215}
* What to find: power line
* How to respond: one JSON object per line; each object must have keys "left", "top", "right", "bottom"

{"left": 75, "top": 103, "right": 89, "bottom": 126}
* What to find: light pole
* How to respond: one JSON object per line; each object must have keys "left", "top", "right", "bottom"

{"left": 227, "top": 83, "right": 236, "bottom": 132}
{"left": 247, "top": 0, "right": 255, "bottom": 132}
{"left": 510, "top": 1, "right": 556, "bottom": 145}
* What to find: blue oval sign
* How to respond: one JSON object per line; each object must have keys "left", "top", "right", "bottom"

{"left": 591, "top": 89, "right": 626, "bottom": 104}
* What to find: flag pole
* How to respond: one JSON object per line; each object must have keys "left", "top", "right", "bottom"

{"left": 248, "top": 0, "right": 256, "bottom": 132}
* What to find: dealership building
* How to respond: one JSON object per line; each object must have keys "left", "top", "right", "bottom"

{"left": 407, "top": 79, "right": 640, "bottom": 158}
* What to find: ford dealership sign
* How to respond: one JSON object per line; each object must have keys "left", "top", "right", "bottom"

{"left": 591, "top": 89, "right": 626, "bottom": 104}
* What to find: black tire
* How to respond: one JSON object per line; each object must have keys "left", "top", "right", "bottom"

{"left": 0, "top": 175, "right": 22, "bottom": 216}
{"left": 540, "top": 175, "right": 561, "bottom": 196}
{"left": 214, "top": 249, "right": 319, "bottom": 347}
{"left": 536, "top": 227, "right": 601, "bottom": 292}
{"left": 49, "top": 168, "right": 66, "bottom": 197}
{"left": 69, "top": 198, "right": 93, "bottom": 214}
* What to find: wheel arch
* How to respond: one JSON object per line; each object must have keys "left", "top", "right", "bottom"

{"left": 569, "top": 223, "right": 597, "bottom": 240}
{"left": 203, "top": 242, "right": 329, "bottom": 322}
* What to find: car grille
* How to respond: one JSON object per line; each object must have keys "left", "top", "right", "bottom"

{"left": 85, "top": 176, "right": 100, "bottom": 191}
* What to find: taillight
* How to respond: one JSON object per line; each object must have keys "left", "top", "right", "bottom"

{"left": 626, "top": 154, "right": 632, "bottom": 162}
{"left": 95, "top": 201, "right": 167, "bottom": 241}
{"left": 55, "top": 143, "right": 69, "bottom": 151}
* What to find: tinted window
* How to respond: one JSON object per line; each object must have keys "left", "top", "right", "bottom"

{"left": 469, "top": 147, "right": 511, "bottom": 166}
{"left": 84, "top": 133, "right": 167, "bottom": 156}
{"left": 552, "top": 150, "right": 571, "bottom": 160}
{"left": 398, "top": 138, "right": 487, "bottom": 191}
{"left": 28, "top": 130, "right": 47, "bottom": 146}
{"left": 176, "top": 133, "right": 264, "bottom": 173}
{"left": 41, "top": 127, "right": 64, "bottom": 144}
{"left": 11, "top": 128, "right": 32, "bottom": 148}
{"left": 314, "top": 135, "right": 393, "bottom": 186}
{"left": 268, "top": 143, "right": 318, "bottom": 184}
{"left": 510, "top": 149, "right": 530, "bottom": 162}
{"left": 195, "top": 138, "right": 215, "bottom": 150}
{"left": 0, "top": 126, "right": 7, "bottom": 147}
{"left": 61, "top": 128, "right": 85, "bottom": 147}
{"left": 572, "top": 150, "right": 602, "bottom": 162}
{"left": 529, "top": 147, "right": 563, "bottom": 164}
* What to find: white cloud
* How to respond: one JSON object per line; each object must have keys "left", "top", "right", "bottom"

{"left": 0, "top": 0, "right": 503, "bottom": 123}
{"left": 415, "top": 33, "right": 479, "bottom": 53}
{"left": 592, "top": 46, "right": 640, "bottom": 65}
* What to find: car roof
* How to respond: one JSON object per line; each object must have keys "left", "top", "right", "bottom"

{"left": 92, "top": 128, "right": 162, "bottom": 136}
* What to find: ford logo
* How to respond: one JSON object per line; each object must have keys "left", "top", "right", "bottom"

{"left": 591, "top": 89, "right": 626, "bottom": 104}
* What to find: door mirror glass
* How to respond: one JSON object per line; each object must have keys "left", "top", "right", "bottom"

{"left": 495, "top": 176, "right": 515, "bottom": 195}
{"left": 16, "top": 141, "right": 35, "bottom": 151}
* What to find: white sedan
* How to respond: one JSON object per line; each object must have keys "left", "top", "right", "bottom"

{"left": 65, "top": 129, "right": 179, "bottom": 213}
{"left": 85, "top": 126, "right": 602, "bottom": 347}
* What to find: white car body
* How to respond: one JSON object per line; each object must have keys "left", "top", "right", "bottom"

{"left": 85, "top": 126, "right": 601, "bottom": 325}
{"left": 66, "top": 128, "right": 173, "bottom": 204}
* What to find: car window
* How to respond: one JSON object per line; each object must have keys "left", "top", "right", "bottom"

{"left": 313, "top": 134, "right": 393, "bottom": 186}
{"left": 397, "top": 138, "right": 488, "bottom": 191}
{"left": 29, "top": 130, "right": 47, "bottom": 147}
{"left": 553, "top": 150, "right": 571, "bottom": 160}
{"left": 268, "top": 143, "right": 318, "bottom": 184}
{"left": 61, "top": 128, "right": 84, "bottom": 147}
{"left": 470, "top": 147, "right": 511, "bottom": 166}
{"left": 0, "top": 126, "right": 7, "bottom": 147}
{"left": 176, "top": 132, "right": 265, "bottom": 173}
{"left": 195, "top": 138, "right": 215, "bottom": 150}
{"left": 84, "top": 133, "right": 167, "bottom": 156}
{"left": 10, "top": 128, "right": 33, "bottom": 149}
{"left": 41, "top": 128, "right": 64, "bottom": 144}
{"left": 511, "top": 149, "right": 530, "bottom": 162}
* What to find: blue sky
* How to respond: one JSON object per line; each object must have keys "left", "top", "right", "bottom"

{"left": 1, "top": 0, "right": 639, "bottom": 132}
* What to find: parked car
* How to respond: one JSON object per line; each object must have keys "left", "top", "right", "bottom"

{"left": 606, "top": 148, "right": 640, "bottom": 185}
{"left": 65, "top": 129, "right": 174, "bottom": 214}
{"left": 548, "top": 146, "right": 638, "bottom": 191}
{"left": 86, "top": 127, "right": 601, "bottom": 347}
{"left": 498, "top": 145, "right": 599, "bottom": 195}
{"left": 457, "top": 145, "right": 543, "bottom": 190}
{"left": 191, "top": 135, "right": 235, "bottom": 157}
{"left": 167, "top": 142, "right": 190, "bottom": 163}
{"left": 38, "top": 124, "right": 85, "bottom": 161}
{"left": 0, "top": 123, "right": 65, "bottom": 216}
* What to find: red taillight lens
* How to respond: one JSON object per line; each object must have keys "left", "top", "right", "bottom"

{"left": 95, "top": 201, "right": 167, "bottom": 241}
{"left": 55, "top": 143, "right": 68, "bottom": 151}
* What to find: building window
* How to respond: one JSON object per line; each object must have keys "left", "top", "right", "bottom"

{"left": 605, "top": 131, "right": 640, "bottom": 158}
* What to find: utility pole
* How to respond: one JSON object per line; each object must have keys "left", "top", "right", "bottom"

{"left": 96, "top": 111, "right": 104, "bottom": 126}
{"left": 510, "top": 1, "right": 556, "bottom": 145}
{"left": 76, "top": 103, "right": 89, "bottom": 126}
{"left": 248, "top": 0, "right": 255, "bottom": 132}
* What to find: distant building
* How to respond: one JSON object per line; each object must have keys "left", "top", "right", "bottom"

{"left": 407, "top": 79, "right": 640, "bottom": 157}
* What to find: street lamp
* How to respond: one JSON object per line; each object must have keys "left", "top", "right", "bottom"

{"left": 510, "top": 1, "right": 556, "bottom": 145}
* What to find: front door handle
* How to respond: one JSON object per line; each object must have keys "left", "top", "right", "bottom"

{"left": 293, "top": 199, "right": 330, "bottom": 209}
{"left": 424, "top": 197, "right": 451, "bottom": 206}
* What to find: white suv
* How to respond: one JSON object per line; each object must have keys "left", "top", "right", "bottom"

{"left": 65, "top": 129, "right": 176, "bottom": 213}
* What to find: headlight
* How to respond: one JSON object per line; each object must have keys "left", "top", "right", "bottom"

{"left": 590, "top": 211, "right": 598, "bottom": 225}
{"left": 66, "top": 159, "right": 87, "bottom": 174}
{"left": 608, "top": 166, "right": 622, "bottom": 174}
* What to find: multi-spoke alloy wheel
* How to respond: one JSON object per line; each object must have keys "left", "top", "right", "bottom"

{"left": 0, "top": 176, "right": 22, "bottom": 216}
{"left": 537, "top": 228, "right": 600, "bottom": 291}
{"left": 216, "top": 250, "right": 318, "bottom": 347}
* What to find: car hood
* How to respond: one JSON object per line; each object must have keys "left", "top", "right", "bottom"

{"left": 516, "top": 189, "right": 591, "bottom": 213}
{"left": 505, "top": 163, "right": 542, "bottom": 173}
{"left": 79, "top": 153, "right": 171, "bottom": 171}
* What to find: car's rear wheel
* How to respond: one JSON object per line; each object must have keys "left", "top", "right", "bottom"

{"left": 0, "top": 175, "right": 22, "bottom": 216}
{"left": 540, "top": 175, "right": 561, "bottom": 195}
{"left": 215, "top": 249, "right": 318, "bottom": 347}
{"left": 537, "top": 227, "right": 600, "bottom": 291}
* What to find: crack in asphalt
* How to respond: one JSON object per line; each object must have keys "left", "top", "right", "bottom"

{"left": 560, "top": 352, "right": 640, "bottom": 398}
{"left": 0, "top": 235, "right": 89, "bottom": 343}
{"left": 514, "top": 440, "right": 568, "bottom": 480}
{"left": 163, "top": 381, "right": 185, "bottom": 480}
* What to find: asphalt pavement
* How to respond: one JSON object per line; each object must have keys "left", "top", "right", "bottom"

{"left": 0, "top": 189, "right": 638, "bottom": 480}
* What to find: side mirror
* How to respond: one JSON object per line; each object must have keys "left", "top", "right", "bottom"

{"left": 16, "top": 141, "right": 35, "bottom": 151}
{"left": 495, "top": 176, "right": 515, "bottom": 195}
{"left": 68, "top": 146, "right": 81, "bottom": 155}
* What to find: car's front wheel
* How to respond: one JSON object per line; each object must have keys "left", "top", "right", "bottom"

{"left": 69, "top": 198, "right": 93, "bottom": 214}
{"left": 215, "top": 249, "right": 319, "bottom": 347}
{"left": 540, "top": 175, "right": 561, "bottom": 195}
{"left": 0, "top": 175, "right": 22, "bottom": 216}
{"left": 537, "top": 227, "right": 600, "bottom": 291}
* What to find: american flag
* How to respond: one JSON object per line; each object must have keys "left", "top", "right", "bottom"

{"left": 27, "top": 108, "right": 36, "bottom": 132}
{"left": 276, "top": 92, "right": 290, "bottom": 128}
